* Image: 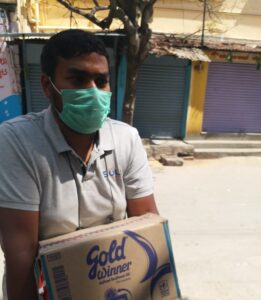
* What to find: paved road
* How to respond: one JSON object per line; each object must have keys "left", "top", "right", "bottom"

{"left": 151, "top": 157, "right": 261, "bottom": 300}
{"left": 1, "top": 157, "right": 261, "bottom": 299}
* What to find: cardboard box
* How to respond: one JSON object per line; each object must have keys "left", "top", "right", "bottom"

{"left": 35, "top": 213, "right": 181, "bottom": 300}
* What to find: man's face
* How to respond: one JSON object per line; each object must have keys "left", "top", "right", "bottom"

{"left": 43, "top": 52, "right": 110, "bottom": 112}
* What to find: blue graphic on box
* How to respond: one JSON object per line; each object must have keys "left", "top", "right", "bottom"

{"left": 105, "top": 287, "right": 132, "bottom": 300}
{"left": 124, "top": 231, "right": 172, "bottom": 297}
{"left": 86, "top": 231, "right": 173, "bottom": 299}
{"left": 123, "top": 230, "right": 158, "bottom": 282}
{"left": 150, "top": 264, "right": 171, "bottom": 297}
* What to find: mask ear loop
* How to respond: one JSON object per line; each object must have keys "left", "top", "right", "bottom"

{"left": 104, "top": 154, "right": 116, "bottom": 223}
{"left": 65, "top": 152, "right": 82, "bottom": 230}
{"left": 48, "top": 77, "right": 62, "bottom": 95}
{"left": 48, "top": 77, "right": 63, "bottom": 116}
{"left": 107, "top": 120, "right": 127, "bottom": 220}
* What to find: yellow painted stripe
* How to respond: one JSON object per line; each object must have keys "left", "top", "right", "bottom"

{"left": 186, "top": 61, "right": 209, "bottom": 136}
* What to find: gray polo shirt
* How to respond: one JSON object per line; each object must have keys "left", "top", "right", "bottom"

{"left": 0, "top": 107, "right": 153, "bottom": 240}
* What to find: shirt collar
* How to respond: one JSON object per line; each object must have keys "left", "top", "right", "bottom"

{"left": 44, "top": 106, "right": 71, "bottom": 153}
{"left": 44, "top": 108, "right": 115, "bottom": 153}
{"left": 97, "top": 118, "right": 115, "bottom": 151}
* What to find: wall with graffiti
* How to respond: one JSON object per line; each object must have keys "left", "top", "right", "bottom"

{"left": 0, "top": 8, "right": 22, "bottom": 123}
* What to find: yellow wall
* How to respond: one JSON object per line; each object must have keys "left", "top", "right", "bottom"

{"left": 152, "top": 0, "right": 261, "bottom": 42}
{"left": 20, "top": 0, "right": 261, "bottom": 43}
{"left": 22, "top": 0, "right": 122, "bottom": 32}
{"left": 207, "top": 50, "right": 261, "bottom": 64}
{"left": 186, "top": 61, "right": 209, "bottom": 136}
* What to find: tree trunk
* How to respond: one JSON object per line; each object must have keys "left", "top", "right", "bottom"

{"left": 122, "top": 54, "right": 139, "bottom": 125}
{"left": 122, "top": 31, "right": 152, "bottom": 126}
{"left": 121, "top": 1, "right": 155, "bottom": 125}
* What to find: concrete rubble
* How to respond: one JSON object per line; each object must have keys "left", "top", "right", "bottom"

{"left": 143, "top": 139, "right": 194, "bottom": 166}
{"left": 143, "top": 134, "right": 261, "bottom": 165}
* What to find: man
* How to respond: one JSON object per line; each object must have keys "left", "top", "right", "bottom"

{"left": 0, "top": 29, "right": 158, "bottom": 299}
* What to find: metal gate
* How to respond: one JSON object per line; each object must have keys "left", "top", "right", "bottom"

{"left": 133, "top": 55, "right": 190, "bottom": 139}
{"left": 203, "top": 62, "right": 261, "bottom": 133}
{"left": 24, "top": 42, "right": 48, "bottom": 113}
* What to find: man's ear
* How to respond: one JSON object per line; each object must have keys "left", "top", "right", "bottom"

{"left": 41, "top": 74, "right": 52, "bottom": 98}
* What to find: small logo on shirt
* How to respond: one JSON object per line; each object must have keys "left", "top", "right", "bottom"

{"left": 103, "top": 169, "right": 121, "bottom": 177}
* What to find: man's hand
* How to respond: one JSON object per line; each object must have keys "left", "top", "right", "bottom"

{"left": 127, "top": 194, "right": 159, "bottom": 217}
{"left": 0, "top": 208, "right": 39, "bottom": 300}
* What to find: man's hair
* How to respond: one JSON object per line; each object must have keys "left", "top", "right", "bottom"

{"left": 41, "top": 29, "right": 109, "bottom": 78}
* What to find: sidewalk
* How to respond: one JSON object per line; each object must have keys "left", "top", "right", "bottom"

{"left": 143, "top": 135, "right": 261, "bottom": 166}
{"left": 185, "top": 133, "right": 261, "bottom": 158}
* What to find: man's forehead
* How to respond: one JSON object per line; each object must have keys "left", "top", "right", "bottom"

{"left": 56, "top": 55, "right": 109, "bottom": 75}
{"left": 57, "top": 53, "right": 108, "bottom": 66}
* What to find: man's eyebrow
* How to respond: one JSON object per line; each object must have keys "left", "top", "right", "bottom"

{"left": 67, "top": 68, "right": 109, "bottom": 77}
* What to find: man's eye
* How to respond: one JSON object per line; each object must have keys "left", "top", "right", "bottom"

{"left": 73, "top": 76, "right": 85, "bottom": 84}
{"left": 95, "top": 76, "right": 109, "bottom": 87}
{"left": 66, "top": 76, "right": 85, "bottom": 85}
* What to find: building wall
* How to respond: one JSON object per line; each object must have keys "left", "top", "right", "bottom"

{"left": 16, "top": 0, "right": 122, "bottom": 32}
{"left": 152, "top": 0, "right": 261, "bottom": 42}
{"left": 15, "top": 0, "right": 261, "bottom": 41}
{"left": 186, "top": 50, "right": 261, "bottom": 136}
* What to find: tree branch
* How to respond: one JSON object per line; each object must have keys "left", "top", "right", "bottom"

{"left": 114, "top": 6, "right": 140, "bottom": 55}
{"left": 57, "top": 0, "right": 111, "bottom": 29}
{"left": 92, "top": 0, "right": 99, "bottom": 6}
{"left": 113, "top": 6, "right": 134, "bottom": 34}
{"left": 140, "top": 0, "right": 157, "bottom": 30}
{"left": 105, "top": 0, "right": 117, "bottom": 29}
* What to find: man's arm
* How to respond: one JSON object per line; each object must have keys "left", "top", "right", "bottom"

{"left": 0, "top": 208, "right": 39, "bottom": 300}
{"left": 127, "top": 194, "right": 159, "bottom": 217}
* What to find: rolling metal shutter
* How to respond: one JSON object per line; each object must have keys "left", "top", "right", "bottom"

{"left": 27, "top": 64, "right": 48, "bottom": 112}
{"left": 24, "top": 42, "right": 47, "bottom": 113}
{"left": 133, "top": 55, "right": 190, "bottom": 139}
{"left": 203, "top": 62, "right": 261, "bottom": 133}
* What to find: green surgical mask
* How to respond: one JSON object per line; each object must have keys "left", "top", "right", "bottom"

{"left": 50, "top": 79, "right": 111, "bottom": 134}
